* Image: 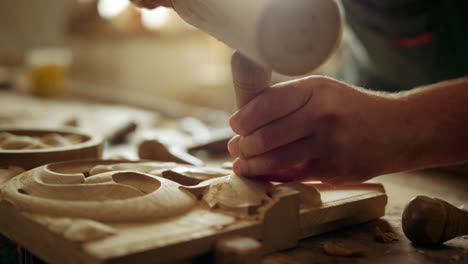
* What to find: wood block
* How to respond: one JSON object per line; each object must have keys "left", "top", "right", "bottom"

{"left": 0, "top": 160, "right": 387, "bottom": 264}
{"left": 261, "top": 185, "right": 301, "bottom": 253}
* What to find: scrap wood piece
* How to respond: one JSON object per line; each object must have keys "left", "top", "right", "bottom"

{"left": 138, "top": 139, "right": 203, "bottom": 166}
{"left": 321, "top": 241, "right": 365, "bottom": 257}
{"left": 262, "top": 253, "right": 303, "bottom": 264}
{"left": 374, "top": 226, "right": 399, "bottom": 243}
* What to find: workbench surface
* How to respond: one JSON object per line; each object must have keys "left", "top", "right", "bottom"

{"left": 1, "top": 92, "right": 467, "bottom": 264}
{"left": 264, "top": 169, "right": 468, "bottom": 264}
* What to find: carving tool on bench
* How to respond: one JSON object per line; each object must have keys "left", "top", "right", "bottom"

{"left": 402, "top": 195, "right": 468, "bottom": 245}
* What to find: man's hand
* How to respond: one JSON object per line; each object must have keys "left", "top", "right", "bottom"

{"left": 229, "top": 76, "right": 468, "bottom": 184}
{"left": 228, "top": 76, "right": 415, "bottom": 185}
{"left": 130, "top": 0, "right": 173, "bottom": 9}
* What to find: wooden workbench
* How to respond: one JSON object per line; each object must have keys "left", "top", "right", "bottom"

{"left": 264, "top": 169, "right": 468, "bottom": 264}
{"left": 1, "top": 91, "right": 467, "bottom": 263}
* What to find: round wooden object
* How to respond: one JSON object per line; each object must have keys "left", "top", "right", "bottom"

{"left": 0, "top": 128, "right": 103, "bottom": 170}
{"left": 402, "top": 195, "right": 468, "bottom": 245}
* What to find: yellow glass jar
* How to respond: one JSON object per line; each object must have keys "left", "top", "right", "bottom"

{"left": 26, "top": 48, "right": 72, "bottom": 97}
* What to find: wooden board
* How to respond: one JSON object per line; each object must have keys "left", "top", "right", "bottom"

{"left": 0, "top": 160, "right": 387, "bottom": 264}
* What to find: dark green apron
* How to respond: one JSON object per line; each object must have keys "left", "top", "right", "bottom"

{"left": 340, "top": 0, "right": 468, "bottom": 92}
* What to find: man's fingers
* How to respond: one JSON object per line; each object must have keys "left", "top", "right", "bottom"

{"left": 230, "top": 80, "right": 312, "bottom": 136}
{"left": 227, "top": 135, "right": 241, "bottom": 157}
{"left": 257, "top": 160, "right": 319, "bottom": 182}
{"left": 236, "top": 103, "right": 311, "bottom": 158}
{"left": 232, "top": 136, "right": 319, "bottom": 177}
{"left": 131, "top": 0, "right": 173, "bottom": 9}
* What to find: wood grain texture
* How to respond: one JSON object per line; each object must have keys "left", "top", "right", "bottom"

{"left": 0, "top": 160, "right": 387, "bottom": 264}
{"left": 231, "top": 51, "right": 272, "bottom": 108}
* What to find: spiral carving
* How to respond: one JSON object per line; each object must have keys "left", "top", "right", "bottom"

{"left": 3, "top": 160, "right": 200, "bottom": 221}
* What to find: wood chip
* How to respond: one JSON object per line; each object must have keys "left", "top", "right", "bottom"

{"left": 321, "top": 241, "right": 365, "bottom": 257}
{"left": 451, "top": 255, "right": 460, "bottom": 262}
{"left": 374, "top": 227, "right": 399, "bottom": 243}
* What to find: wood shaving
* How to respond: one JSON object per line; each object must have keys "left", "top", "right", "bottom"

{"left": 374, "top": 227, "right": 399, "bottom": 243}
{"left": 321, "top": 241, "right": 365, "bottom": 257}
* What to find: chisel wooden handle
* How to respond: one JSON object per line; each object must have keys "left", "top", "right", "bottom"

{"left": 402, "top": 195, "right": 468, "bottom": 245}
{"left": 231, "top": 51, "right": 272, "bottom": 108}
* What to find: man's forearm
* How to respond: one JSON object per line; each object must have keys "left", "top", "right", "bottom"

{"left": 395, "top": 76, "right": 468, "bottom": 171}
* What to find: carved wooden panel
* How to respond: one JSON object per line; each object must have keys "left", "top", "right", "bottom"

{"left": 0, "top": 160, "right": 387, "bottom": 264}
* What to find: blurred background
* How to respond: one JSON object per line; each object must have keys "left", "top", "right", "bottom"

{"left": 1, "top": 0, "right": 234, "bottom": 112}
{"left": 0, "top": 0, "right": 342, "bottom": 114}
{"left": 0, "top": 0, "right": 347, "bottom": 166}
